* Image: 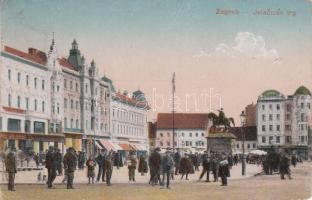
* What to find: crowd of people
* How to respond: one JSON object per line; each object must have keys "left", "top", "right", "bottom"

{"left": 2, "top": 146, "right": 304, "bottom": 192}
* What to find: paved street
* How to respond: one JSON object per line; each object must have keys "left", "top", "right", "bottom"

{"left": 0, "top": 162, "right": 311, "bottom": 200}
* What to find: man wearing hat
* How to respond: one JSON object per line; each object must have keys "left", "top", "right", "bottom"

{"left": 198, "top": 151, "right": 210, "bottom": 182}
{"left": 46, "top": 146, "right": 57, "bottom": 188}
{"left": 5, "top": 147, "right": 17, "bottom": 191}
{"left": 63, "top": 147, "right": 77, "bottom": 189}
{"left": 148, "top": 147, "right": 161, "bottom": 185}
{"left": 161, "top": 148, "right": 174, "bottom": 189}
{"left": 96, "top": 149, "right": 107, "bottom": 182}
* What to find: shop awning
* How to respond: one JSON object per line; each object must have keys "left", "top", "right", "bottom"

{"left": 119, "top": 143, "right": 136, "bottom": 151}
{"left": 111, "top": 142, "right": 122, "bottom": 151}
{"left": 99, "top": 140, "right": 114, "bottom": 151}
{"left": 95, "top": 140, "right": 103, "bottom": 149}
{"left": 132, "top": 145, "right": 148, "bottom": 151}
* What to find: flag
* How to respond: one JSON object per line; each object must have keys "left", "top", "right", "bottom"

{"left": 172, "top": 72, "right": 175, "bottom": 93}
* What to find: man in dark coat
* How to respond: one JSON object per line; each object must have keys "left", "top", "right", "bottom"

{"left": 55, "top": 148, "right": 63, "bottom": 176}
{"left": 63, "top": 147, "right": 77, "bottom": 189}
{"left": 198, "top": 151, "right": 210, "bottom": 182}
{"left": 5, "top": 148, "right": 17, "bottom": 191}
{"left": 149, "top": 148, "right": 161, "bottom": 185}
{"left": 105, "top": 151, "right": 114, "bottom": 186}
{"left": 45, "top": 146, "right": 57, "bottom": 188}
{"left": 280, "top": 154, "right": 291, "bottom": 180}
{"left": 96, "top": 149, "right": 106, "bottom": 182}
{"left": 211, "top": 154, "right": 219, "bottom": 182}
{"left": 218, "top": 156, "right": 230, "bottom": 186}
{"left": 161, "top": 150, "right": 174, "bottom": 189}
{"left": 173, "top": 149, "right": 181, "bottom": 175}
{"left": 291, "top": 154, "right": 297, "bottom": 168}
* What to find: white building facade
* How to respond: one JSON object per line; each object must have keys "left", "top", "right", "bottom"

{"left": 156, "top": 113, "right": 210, "bottom": 152}
{"left": 257, "top": 87, "right": 312, "bottom": 158}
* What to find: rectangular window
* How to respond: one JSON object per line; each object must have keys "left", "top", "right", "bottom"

{"left": 34, "top": 78, "right": 37, "bottom": 88}
{"left": 64, "top": 79, "right": 67, "bottom": 89}
{"left": 17, "top": 96, "right": 21, "bottom": 108}
{"left": 269, "top": 136, "right": 273, "bottom": 144}
{"left": 34, "top": 99, "right": 37, "bottom": 111}
{"left": 26, "top": 75, "right": 29, "bottom": 86}
{"left": 49, "top": 123, "right": 54, "bottom": 133}
{"left": 71, "top": 100, "right": 74, "bottom": 109}
{"left": 301, "top": 103, "right": 304, "bottom": 109}
{"left": 269, "top": 104, "right": 272, "bottom": 110}
{"left": 76, "top": 83, "right": 79, "bottom": 92}
{"left": 276, "top": 125, "right": 280, "bottom": 131}
{"left": 262, "top": 125, "right": 266, "bottom": 131}
{"left": 269, "top": 114, "right": 272, "bottom": 121}
{"left": 64, "top": 98, "right": 67, "bottom": 109}
{"left": 276, "top": 104, "right": 280, "bottom": 110}
{"left": 34, "top": 121, "right": 45, "bottom": 133}
{"left": 269, "top": 125, "right": 273, "bottom": 131}
{"left": 42, "top": 101, "right": 45, "bottom": 113}
{"left": 42, "top": 80, "right": 45, "bottom": 90}
{"left": 262, "top": 105, "right": 265, "bottom": 110}
{"left": 55, "top": 123, "right": 60, "bottom": 133}
{"left": 252, "top": 143, "right": 256, "bottom": 148}
{"left": 8, "top": 69, "right": 11, "bottom": 81}
{"left": 276, "top": 114, "right": 280, "bottom": 121}
{"left": 189, "top": 132, "right": 192, "bottom": 137}
{"left": 70, "top": 81, "right": 73, "bottom": 90}
{"left": 276, "top": 136, "right": 280, "bottom": 143}
{"left": 262, "top": 136, "right": 266, "bottom": 143}
{"left": 8, "top": 94, "right": 11, "bottom": 107}
{"left": 262, "top": 115, "right": 265, "bottom": 121}
{"left": 17, "top": 72, "right": 21, "bottom": 83}
{"left": 25, "top": 97, "right": 29, "bottom": 110}
{"left": 7, "top": 118, "right": 21, "bottom": 132}
{"left": 247, "top": 144, "right": 250, "bottom": 149}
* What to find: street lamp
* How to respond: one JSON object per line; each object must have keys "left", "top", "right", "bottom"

{"left": 240, "top": 110, "right": 247, "bottom": 176}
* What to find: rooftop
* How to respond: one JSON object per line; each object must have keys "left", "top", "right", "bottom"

{"left": 157, "top": 113, "right": 210, "bottom": 130}
{"left": 294, "top": 86, "right": 311, "bottom": 96}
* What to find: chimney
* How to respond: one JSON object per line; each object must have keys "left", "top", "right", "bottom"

{"left": 28, "top": 48, "right": 37, "bottom": 55}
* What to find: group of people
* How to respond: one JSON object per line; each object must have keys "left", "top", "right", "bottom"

{"left": 3, "top": 146, "right": 304, "bottom": 192}
{"left": 147, "top": 148, "right": 232, "bottom": 188}
{"left": 262, "top": 151, "right": 302, "bottom": 180}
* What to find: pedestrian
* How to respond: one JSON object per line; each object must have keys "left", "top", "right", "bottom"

{"left": 5, "top": 148, "right": 17, "bottom": 191}
{"left": 173, "top": 149, "right": 181, "bottom": 175}
{"left": 138, "top": 155, "right": 148, "bottom": 176}
{"left": 62, "top": 148, "right": 69, "bottom": 184}
{"left": 193, "top": 152, "right": 200, "bottom": 171}
{"left": 128, "top": 152, "right": 137, "bottom": 182}
{"left": 63, "top": 147, "right": 77, "bottom": 189}
{"left": 104, "top": 151, "right": 114, "bottom": 186}
{"left": 280, "top": 154, "right": 291, "bottom": 180}
{"left": 86, "top": 156, "right": 96, "bottom": 184}
{"left": 96, "top": 149, "right": 106, "bottom": 182}
{"left": 55, "top": 148, "right": 63, "bottom": 176}
{"left": 161, "top": 149, "right": 174, "bottom": 189}
{"left": 218, "top": 156, "right": 230, "bottom": 186}
{"left": 211, "top": 154, "right": 219, "bottom": 182}
{"left": 179, "top": 154, "right": 194, "bottom": 180}
{"left": 198, "top": 151, "right": 210, "bottom": 182}
{"left": 45, "top": 146, "right": 57, "bottom": 189}
{"left": 291, "top": 154, "right": 297, "bottom": 168}
{"left": 148, "top": 147, "right": 161, "bottom": 185}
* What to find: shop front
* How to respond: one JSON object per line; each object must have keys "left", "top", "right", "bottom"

{"left": 0, "top": 132, "right": 64, "bottom": 154}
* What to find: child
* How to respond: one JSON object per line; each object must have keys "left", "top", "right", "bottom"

{"left": 86, "top": 156, "right": 96, "bottom": 184}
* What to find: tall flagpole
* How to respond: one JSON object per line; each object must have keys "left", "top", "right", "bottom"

{"left": 172, "top": 72, "right": 175, "bottom": 151}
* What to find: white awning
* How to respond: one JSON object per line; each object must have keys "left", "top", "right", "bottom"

{"left": 95, "top": 140, "right": 103, "bottom": 149}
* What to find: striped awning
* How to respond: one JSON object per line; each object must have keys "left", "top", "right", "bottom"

{"left": 100, "top": 140, "right": 114, "bottom": 151}
{"left": 119, "top": 143, "right": 136, "bottom": 151}
{"left": 95, "top": 140, "right": 103, "bottom": 149}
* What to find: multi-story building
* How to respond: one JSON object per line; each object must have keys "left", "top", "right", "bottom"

{"left": 156, "top": 113, "right": 210, "bottom": 152}
{"left": 257, "top": 87, "right": 311, "bottom": 158}
{"left": 0, "top": 44, "right": 63, "bottom": 153}
{"left": 108, "top": 89, "right": 149, "bottom": 157}
{"left": 0, "top": 38, "right": 112, "bottom": 155}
